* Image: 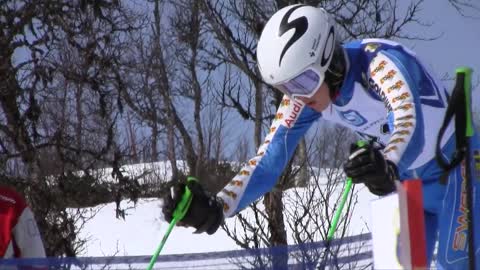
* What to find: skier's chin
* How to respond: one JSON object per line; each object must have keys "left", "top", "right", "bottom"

{"left": 305, "top": 100, "right": 327, "bottom": 112}
{"left": 306, "top": 101, "right": 318, "bottom": 110}
{"left": 296, "top": 83, "right": 331, "bottom": 112}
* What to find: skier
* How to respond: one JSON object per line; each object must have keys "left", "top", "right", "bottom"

{"left": 162, "top": 4, "right": 479, "bottom": 269}
{"left": 0, "top": 185, "right": 46, "bottom": 264}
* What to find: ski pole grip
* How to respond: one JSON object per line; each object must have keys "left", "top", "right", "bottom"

{"left": 455, "top": 67, "right": 474, "bottom": 137}
{"left": 172, "top": 176, "right": 197, "bottom": 222}
{"left": 147, "top": 177, "right": 198, "bottom": 270}
{"left": 356, "top": 140, "right": 367, "bottom": 148}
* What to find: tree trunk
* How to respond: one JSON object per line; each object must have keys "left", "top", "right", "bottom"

{"left": 264, "top": 190, "right": 288, "bottom": 269}
{"left": 296, "top": 139, "right": 309, "bottom": 188}
{"left": 153, "top": 0, "right": 179, "bottom": 180}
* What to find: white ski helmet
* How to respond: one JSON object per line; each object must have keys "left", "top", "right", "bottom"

{"left": 257, "top": 4, "right": 336, "bottom": 98}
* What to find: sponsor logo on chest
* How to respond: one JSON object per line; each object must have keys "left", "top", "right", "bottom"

{"left": 338, "top": 109, "right": 367, "bottom": 127}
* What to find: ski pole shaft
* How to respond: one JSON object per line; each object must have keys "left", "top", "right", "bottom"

{"left": 456, "top": 67, "right": 475, "bottom": 270}
{"left": 327, "top": 178, "right": 352, "bottom": 240}
{"left": 146, "top": 177, "right": 196, "bottom": 270}
{"left": 146, "top": 216, "right": 178, "bottom": 270}
{"left": 327, "top": 140, "right": 366, "bottom": 241}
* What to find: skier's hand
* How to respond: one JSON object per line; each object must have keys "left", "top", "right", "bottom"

{"left": 344, "top": 143, "right": 397, "bottom": 196}
{"left": 162, "top": 180, "right": 224, "bottom": 235}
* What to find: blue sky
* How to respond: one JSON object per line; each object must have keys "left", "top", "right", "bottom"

{"left": 10, "top": 1, "right": 478, "bottom": 161}
{"left": 400, "top": 1, "right": 480, "bottom": 101}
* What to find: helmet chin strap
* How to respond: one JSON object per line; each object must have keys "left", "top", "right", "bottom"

{"left": 325, "top": 43, "right": 347, "bottom": 100}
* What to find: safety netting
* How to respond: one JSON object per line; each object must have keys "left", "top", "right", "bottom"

{"left": 0, "top": 233, "right": 372, "bottom": 270}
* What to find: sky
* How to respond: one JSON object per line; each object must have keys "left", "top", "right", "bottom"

{"left": 399, "top": 1, "right": 480, "bottom": 104}
{"left": 9, "top": 0, "right": 479, "bottom": 162}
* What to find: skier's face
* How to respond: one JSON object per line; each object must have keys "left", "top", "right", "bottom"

{"left": 295, "top": 82, "right": 331, "bottom": 112}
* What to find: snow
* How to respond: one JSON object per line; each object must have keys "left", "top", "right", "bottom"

{"left": 79, "top": 198, "right": 241, "bottom": 256}
{"left": 77, "top": 169, "right": 376, "bottom": 257}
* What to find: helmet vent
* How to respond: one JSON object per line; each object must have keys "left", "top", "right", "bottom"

{"left": 320, "top": 26, "right": 335, "bottom": 67}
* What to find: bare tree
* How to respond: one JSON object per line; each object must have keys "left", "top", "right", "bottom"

{"left": 447, "top": 0, "right": 480, "bottom": 16}
{"left": 0, "top": 0, "right": 146, "bottom": 256}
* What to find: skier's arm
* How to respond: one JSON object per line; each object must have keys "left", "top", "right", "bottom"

{"left": 161, "top": 96, "right": 320, "bottom": 233}
{"left": 217, "top": 96, "right": 321, "bottom": 217}
{"left": 367, "top": 50, "right": 425, "bottom": 171}
{"left": 344, "top": 49, "right": 426, "bottom": 195}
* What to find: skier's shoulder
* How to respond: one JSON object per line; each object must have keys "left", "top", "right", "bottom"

{"left": 353, "top": 38, "right": 405, "bottom": 52}
{"left": 346, "top": 38, "right": 415, "bottom": 62}
{"left": 342, "top": 38, "right": 401, "bottom": 71}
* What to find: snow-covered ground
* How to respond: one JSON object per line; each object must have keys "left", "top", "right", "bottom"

{"left": 78, "top": 198, "right": 241, "bottom": 256}
{"left": 77, "top": 178, "right": 376, "bottom": 257}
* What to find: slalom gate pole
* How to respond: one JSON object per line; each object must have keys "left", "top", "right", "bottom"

{"left": 146, "top": 177, "right": 196, "bottom": 270}
{"left": 458, "top": 67, "right": 475, "bottom": 270}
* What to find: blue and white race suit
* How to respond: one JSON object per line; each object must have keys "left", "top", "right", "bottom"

{"left": 217, "top": 38, "right": 480, "bottom": 269}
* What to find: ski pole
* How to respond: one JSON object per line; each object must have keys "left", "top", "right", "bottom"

{"left": 436, "top": 67, "right": 475, "bottom": 269}
{"left": 327, "top": 140, "right": 366, "bottom": 240}
{"left": 317, "top": 140, "right": 366, "bottom": 269}
{"left": 146, "top": 176, "right": 196, "bottom": 270}
{"left": 457, "top": 67, "right": 475, "bottom": 270}
{"left": 327, "top": 178, "right": 352, "bottom": 241}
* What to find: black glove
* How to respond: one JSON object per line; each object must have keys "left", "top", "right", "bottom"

{"left": 162, "top": 180, "right": 224, "bottom": 235}
{"left": 344, "top": 143, "right": 398, "bottom": 196}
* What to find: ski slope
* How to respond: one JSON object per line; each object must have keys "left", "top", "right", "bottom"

{"left": 77, "top": 171, "right": 376, "bottom": 257}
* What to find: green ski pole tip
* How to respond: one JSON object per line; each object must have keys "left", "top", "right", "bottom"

{"left": 455, "top": 67, "right": 473, "bottom": 75}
